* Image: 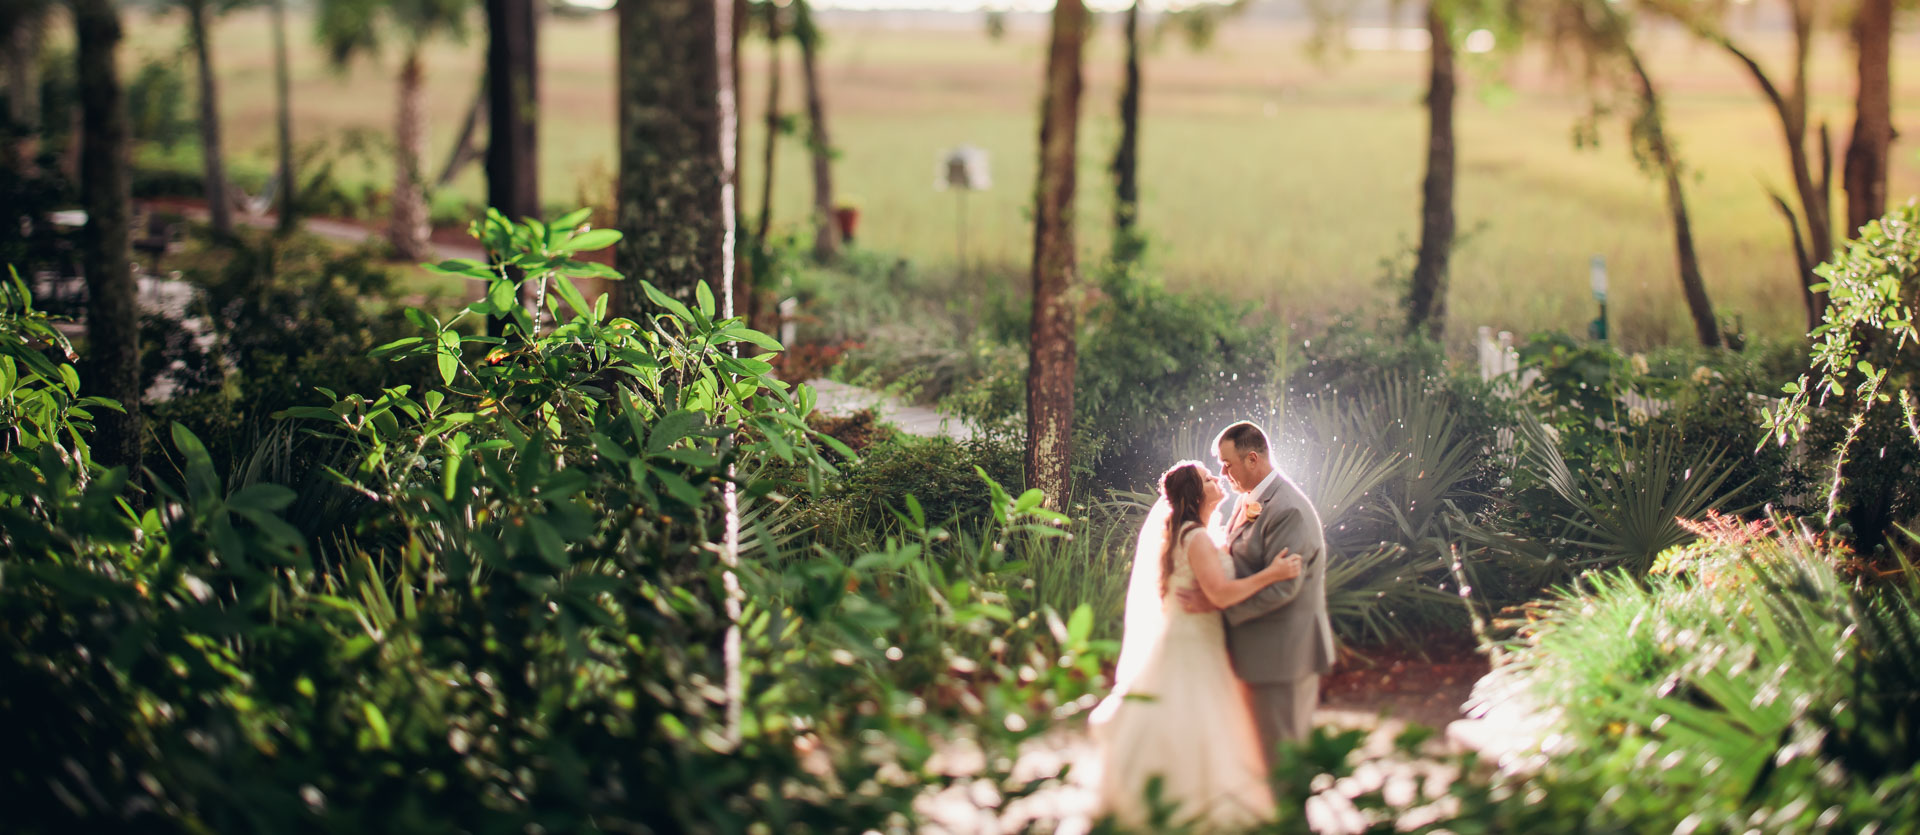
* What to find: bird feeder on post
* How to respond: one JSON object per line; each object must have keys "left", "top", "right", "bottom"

{"left": 936, "top": 145, "right": 991, "bottom": 280}
{"left": 1589, "top": 255, "right": 1610, "bottom": 342}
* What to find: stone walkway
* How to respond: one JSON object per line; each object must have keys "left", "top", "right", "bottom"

{"left": 804, "top": 377, "right": 978, "bottom": 442}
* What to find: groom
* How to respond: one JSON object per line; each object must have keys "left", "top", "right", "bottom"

{"left": 1180, "top": 421, "right": 1334, "bottom": 760}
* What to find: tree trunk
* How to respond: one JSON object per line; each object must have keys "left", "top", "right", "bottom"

{"left": 271, "top": 0, "right": 296, "bottom": 235}
{"left": 1626, "top": 46, "right": 1719, "bottom": 349}
{"left": 1843, "top": 0, "right": 1893, "bottom": 235}
{"left": 1768, "top": 191, "right": 1818, "bottom": 331}
{"left": 1786, "top": 2, "right": 1831, "bottom": 271}
{"left": 1672, "top": 4, "right": 1830, "bottom": 327}
{"left": 756, "top": 4, "right": 783, "bottom": 244}
{"left": 730, "top": 0, "right": 752, "bottom": 325}
{"left": 1025, "top": 0, "right": 1086, "bottom": 510}
{"left": 795, "top": 1, "right": 839, "bottom": 261}
{"left": 440, "top": 71, "right": 489, "bottom": 189}
{"left": 1406, "top": 3, "right": 1455, "bottom": 338}
{"left": 1110, "top": 0, "right": 1141, "bottom": 259}
{"left": 6, "top": 13, "right": 43, "bottom": 170}
{"left": 390, "top": 48, "right": 432, "bottom": 262}
{"left": 187, "top": 0, "right": 232, "bottom": 236}
{"left": 73, "top": 0, "right": 142, "bottom": 468}
{"left": 487, "top": 0, "right": 537, "bottom": 335}
{"left": 615, "top": 0, "right": 730, "bottom": 312}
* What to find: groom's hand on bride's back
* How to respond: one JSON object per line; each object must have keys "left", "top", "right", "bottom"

{"left": 1177, "top": 587, "right": 1219, "bottom": 614}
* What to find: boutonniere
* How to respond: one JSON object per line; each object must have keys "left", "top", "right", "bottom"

{"left": 1242, "top": 502, "right": 1263, "bottom": 522}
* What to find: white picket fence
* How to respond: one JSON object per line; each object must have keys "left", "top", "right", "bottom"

{"left": 1475, "top": 325, "right": 1672, "bottom": 419}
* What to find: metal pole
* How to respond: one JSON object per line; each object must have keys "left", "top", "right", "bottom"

{"left": 957, "top": 187, "right": 968, "bottom": 280}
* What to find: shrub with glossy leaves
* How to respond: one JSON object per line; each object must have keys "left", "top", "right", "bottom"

{"left": 0, "top": 212, "right": 1112, "bottom": 833}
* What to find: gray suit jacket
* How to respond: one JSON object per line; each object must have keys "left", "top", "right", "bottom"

{"left": 1219, "top": 471, "right": 1334, "bottom": 684}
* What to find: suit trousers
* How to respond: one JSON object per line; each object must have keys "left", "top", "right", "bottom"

{"left": 1243, "top": 675, "right": 1319, "bottom": 765}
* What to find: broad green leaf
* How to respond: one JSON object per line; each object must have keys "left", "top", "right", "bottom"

{"left": 228, "top": 483, "right": 296, "bottom": 513}
{"left": 721, "top": 326, "right": 784, "bottom": 352}
{"left": 1014, "top": 488, "right": 1046, "bottom": 515}
{"left": 362, "top": 703, "right": 392, "bottom": 749}
{"left": 488, "top": 278, "right": 517, "bottom": 313}
{"left": 370, "top": 336, "right": 424, "bottom": 358}
{"left": 436, "top": 330, "right": 460, "bottom": 385}
{"left": 647, "top": 410, "right": 703, "bottom": 454}
{"left": 552, "top": 207, "right": 593, "bottom": 231}
{"left": 562, "top": 261, "right": 624, "bottom": 280}
{"left": 557, "top": 228, "right": 622, "bottom": 253}
{"left": 552, "top": 275, "right": 592, "bottom": 320}
{"left": 424, "top": 259, "right": 494, "bottom": 279}
{"left": 695, "top": 279, "right": 716, "bottom": 318}
{"left": 1067, "top": 604, "right": 1093, "bottom": 646}
{"left": 170, "top": 424, "right": 220, "bottom": 507}
{"left": 640, "top": 281, "right": 696, "bottom": 322}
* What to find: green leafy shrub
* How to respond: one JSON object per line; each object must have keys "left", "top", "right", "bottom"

{"left": 1072, "top": 262, "right": 1278, "bottom": 486}
{"left": 145, "top": 234, "right": 430, "bottom": 481}
{"left": 1765, "top": 201, "right": 1920, "bottom": 548}
{"left": 1286, "top": 374, "right": 1506, "bottom": 645}
{"left": 2, "top": 212, "right": 1114, "bottom": 833}
{"left": 784, "top": 432, "right": 1022, "bottom": 534}
{"left": 0, "top": 268, "right": 122, "bottom": 468}
{"left": 1467, "top": 522, "right": 1920, "bottom": 831}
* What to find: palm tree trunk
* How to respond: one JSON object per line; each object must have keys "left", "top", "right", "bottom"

{"left": 1843, "top": 0, "right": 1893, "bottom": 235}
{"left": 795, "top": 0, "right": 839, "bottom": 261}
{"left": 73, "top": 0, "right": 142, "bottom": 468}
{"left": 486, "top": 0, "right": 537, "bottom": 335}
{"left": 1626, "top": 46, "right": 1719, "bottom": 349}
{"left": 271, "top": 0, "right": 296, "bottom": 235}
{"left": 756, "top": 4, "right": 783, "bottom": 245}
{"left": 1110, "top": 0, "right": 1141, "bottom": 260}
{"left": 187, "top": 0, "right": 232, "bottom": 236}
{"left": 1026, "top": 0, "right": 1087, "bottom": 509}
{"left": 1406, "top": 3, "right": 1455, "bottom": 338}
{"left": 6, "top": 13, "right": 43, "bottom": 170}
{"left": 390, "top": 48, "right": 432, "bottom": 262}
{"left": 615, "top": 0, "right": 730, "bottom": 312}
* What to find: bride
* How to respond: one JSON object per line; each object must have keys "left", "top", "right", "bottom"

{"left": 1089, "top": 460, "right": 1301, "bottom": 830}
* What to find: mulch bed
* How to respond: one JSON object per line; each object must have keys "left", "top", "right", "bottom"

{"left": 807, "top": 408, "right": 895, "bottom": 455}
{"left": 1320, "top": 631, "right": 1491, "bottom": 730}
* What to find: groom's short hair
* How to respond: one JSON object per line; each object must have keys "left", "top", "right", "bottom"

{"left": 1216, "top": 421, "right": 1269, "bottom": 457}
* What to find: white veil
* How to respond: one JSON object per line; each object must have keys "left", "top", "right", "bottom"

{"left": 1108, "top": 498, "right": 1172, "bottom": 699}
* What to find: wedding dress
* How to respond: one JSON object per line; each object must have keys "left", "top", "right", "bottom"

{"left": 1089, "top": 506, "right": 1276, "bottom": 830}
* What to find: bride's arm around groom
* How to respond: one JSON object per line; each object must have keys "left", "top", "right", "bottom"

{"left": 1188, "top": 533, "right": 1301, "bottom": 610}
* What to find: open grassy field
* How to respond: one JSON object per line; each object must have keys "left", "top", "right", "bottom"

{"left": 114, "top": 8, "right": 1920, "bottom": 350}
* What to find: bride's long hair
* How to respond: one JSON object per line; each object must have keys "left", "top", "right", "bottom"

{"left": 1158, "top": 461, "right": 1209, "bottom": 597}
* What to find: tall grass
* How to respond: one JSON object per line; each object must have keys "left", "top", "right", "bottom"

{"left": 124, "top": 11, "right": 1920, "bottom": 350}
